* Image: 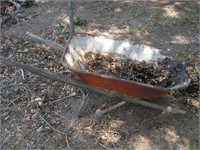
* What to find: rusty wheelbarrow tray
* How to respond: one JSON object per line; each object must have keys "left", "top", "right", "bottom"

{"left": 61, "top": 33, "right": 191, "bottom": 100}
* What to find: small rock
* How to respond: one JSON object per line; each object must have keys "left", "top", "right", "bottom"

{"left": 31, "top": 109, "right": 37, "bottom": 113}
{"left": 31, "top": 97, "right": 44, "bottom": 106}
{"left": 114, "top": 8, "right": 121, "bottom": 12}
{"left": 24, "top": 48, "right": 29, "bottom": 52}
{"left": 32, "top": 112, "right": 38, "bottom": 119}
{"left": 37, "top": 126, "right": 43, "bottom": 132}
{"left": 95, "top": 108, "right": 101, "bottom": 113}
{"left": 4, "top": 115, "right": 10, "bottom": 121}
{"left": 25, "top": 115, "right": 31, "bottom": 121}
{"left": 17, "top": 133, "right": 24, "bottom": 141}
{"left": 37, "top": 101, "right": 43, "bottom": 107}
{"left": 102, "top": 104, "right": 106, "bottom": 108}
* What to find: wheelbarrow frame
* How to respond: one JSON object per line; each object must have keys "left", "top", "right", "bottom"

{"left": 0, "top": 32, "right": 188, "bottom": 114}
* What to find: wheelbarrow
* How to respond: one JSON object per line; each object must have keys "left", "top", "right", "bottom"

{"left": 0, "top": 32, "right": 191, "bottom": 115}
{"left": 61, "top": 33, "right": 190, "bottom": 100}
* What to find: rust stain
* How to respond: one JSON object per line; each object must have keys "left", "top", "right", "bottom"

{"left": 76, "top": 72, "right": 168, "bottom": 100}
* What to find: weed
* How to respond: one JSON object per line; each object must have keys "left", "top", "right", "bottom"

{"left": 106, "top": 11, "right": 115, "bottom": 17}
{"left": 179, "top": 10, "right": 198, "bottom": 23}
{"left": 148, "top": 8, "right": 160, "bottom": 24}
{"left": 124, "top": 22, "right": 148, "bottom": 33}
{"left": 58, "top": 22, "right": 65, "bottom": 28}
{"left": 74, "top": 16, "right": 87, "bottom": 26}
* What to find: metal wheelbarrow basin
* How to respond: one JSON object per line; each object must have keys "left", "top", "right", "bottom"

{"left": 61, "top": 33, "right": 190, "bottom": 99}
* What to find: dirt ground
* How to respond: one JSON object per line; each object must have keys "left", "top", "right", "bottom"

{"left": 1, "top": 0, "right": 199, "bottom": 149}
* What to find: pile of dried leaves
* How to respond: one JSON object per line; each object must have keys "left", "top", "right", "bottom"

{"left": 84, "top": 52, "right": 189, "bottom": 88}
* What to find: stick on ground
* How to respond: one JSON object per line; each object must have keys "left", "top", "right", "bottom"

{"left": 39, "top": 114, "right": 67, "bottom": 135}
{"left": 26, "top": 32, "right": 64, "bottom": 51}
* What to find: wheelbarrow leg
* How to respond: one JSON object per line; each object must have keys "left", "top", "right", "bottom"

{"left": 94, "top": 101, "right": 126, "bottom": 118}
{"left": 92, "top": 96, "right": 186, "bottom": 118}
{"left": 77, "top": 92, "right": 89, "bottom": 117}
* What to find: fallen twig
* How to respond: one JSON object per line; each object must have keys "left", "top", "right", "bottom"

{"left": 65, "top": 135, "right": 72, "bottom": 150}
{"left": 7, "top": 97, "right": 19, "bottom": 107}
{"left": 50, "top": 92, "right": 76, "bottom": 104}
{"left": 96, "top": 139, "right": 112, "bottom": 150}
{"left": 20, "top": 69, "right": 25, "bottom": 80}
{"left": 26, "top": 32, "right": 64, "bottom": 51}
{"left": 52, "top": 111, "right": 69, "bottom": 121}
{"left": 39, "top": 114, "right": 67, "bottom": 135}
{"left": 0, "top": 17, "right": 3, "bottom": 25}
